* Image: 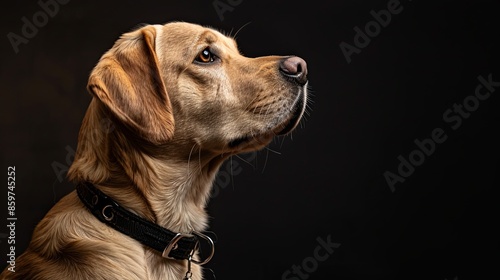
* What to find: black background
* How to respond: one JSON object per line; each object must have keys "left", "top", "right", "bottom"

{"left": 1, "top": 0, "right": 499, "bottom": 279}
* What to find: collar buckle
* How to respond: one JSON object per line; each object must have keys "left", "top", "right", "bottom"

{"left": 162, "top": 231, "right": 215, "bottom": 265}
{"left": 162, "top": 232, "right": 192, "bottom": 259}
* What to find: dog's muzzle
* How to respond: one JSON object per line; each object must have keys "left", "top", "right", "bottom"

{"left": 228, "top": 56, "right": 309, "bottom": 148}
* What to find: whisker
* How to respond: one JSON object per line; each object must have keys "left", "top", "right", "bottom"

{"left": 233, "top": 21, "right": 252, "bottom": 39}
{"left": 261, "top": 147, "right": 270, "bottom": 173}
{"left": 299, "top": 119, "right": 306, "bottom": 129}
{"left": 234, "top": 154, "right": 255, "bottom": 168}
{"left": 198, "top": 145, "right": 202, "bottom": 172}
{"left": 187, "top": 143, "right": 197, "bottom": 175}
{"left": 279, "top": 136, "right": 287, "bottom": 149}
{"left": 265, "top": 146, "right": 282, "bottom": 155}
{"left": 229, "top": 156, "right": 235, "bottom": 191}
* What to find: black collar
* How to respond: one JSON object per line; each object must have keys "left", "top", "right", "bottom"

{"left": 76, "top": 182, "right": 214, "bottom": 263}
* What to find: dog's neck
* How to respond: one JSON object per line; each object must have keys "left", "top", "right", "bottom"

{"left": 68, "top": 102, "right": 228, "bottom": 234}
{"left": 139, "top": 150, "right": 225, "bottom": 233}
{"left": 113, "top": 149, "right": 226, "bottom": 235}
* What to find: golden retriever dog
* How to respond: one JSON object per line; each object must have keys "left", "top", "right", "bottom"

{"left": 1, "top": 22, "right": 308, "bottom": 280}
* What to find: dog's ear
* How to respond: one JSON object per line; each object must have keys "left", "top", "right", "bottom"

{"left": 87, "top": 25, "right": 174, "bottom": 144}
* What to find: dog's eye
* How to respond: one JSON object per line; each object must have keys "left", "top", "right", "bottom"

{"left": 195, "top": 48, "right": 216, "bottom": 63}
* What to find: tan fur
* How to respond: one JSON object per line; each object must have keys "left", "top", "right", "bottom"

{"left": 1, "top": 22, "right": 308, "bottom": 280}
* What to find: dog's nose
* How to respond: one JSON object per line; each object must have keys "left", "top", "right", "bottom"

{"left": 279, "top": 56, "right": 308, "bottom": 85}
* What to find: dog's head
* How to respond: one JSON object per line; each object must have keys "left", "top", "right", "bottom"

{"left": 87, "top": 22, "right": 308, "bottom": 156}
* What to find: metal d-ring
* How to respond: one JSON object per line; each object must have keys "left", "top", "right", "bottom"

{"left": 102, "top": 205, "right": 114, "bottom": 221}
{"left": 190, "top": 231, "right": 215, "bottom": 265}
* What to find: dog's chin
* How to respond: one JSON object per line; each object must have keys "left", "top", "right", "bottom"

{"left": 226, "top": 132, "right": 274, "bottom": 153}
{"left": 227, "top": 89, "right": 307, "bottom": 153}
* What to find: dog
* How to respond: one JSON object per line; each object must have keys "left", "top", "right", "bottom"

{"left": 1, "top": 21, "right": 308, "bottom": 280}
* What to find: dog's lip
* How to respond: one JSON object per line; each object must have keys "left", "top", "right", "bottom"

{"left": 227, "top": 132, "right": 273, "bottom": 149}
{"left": 274, "top": 89, "right": 306, "bottom": 136}
{"left": 228, "top": 136, "right": 251, "bottom": 147}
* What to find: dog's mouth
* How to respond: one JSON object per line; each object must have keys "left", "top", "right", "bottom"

{"left": 228, "top": 88, "right": 307, "bottom": 149}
